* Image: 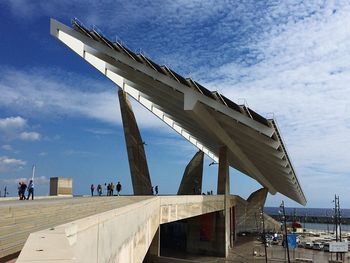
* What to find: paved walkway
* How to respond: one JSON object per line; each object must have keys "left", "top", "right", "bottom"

{"left": 157, "top": 236, "right": 350, "bottom": 263}
{"left": 231, "top": 236, "right": 350, "bottom": 263}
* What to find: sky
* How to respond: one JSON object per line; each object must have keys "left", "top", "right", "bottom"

{"left": 0, "top": 0, "right": 349, "bottom": 208}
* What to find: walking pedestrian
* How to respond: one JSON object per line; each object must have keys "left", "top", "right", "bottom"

{"left": 155, "top": 185, "right": 158, "bottom": 196}
{"left": 20, "top": 182, "right": 27, "bottom": 200}
{"left": 116, "top": 182, "right": 122, "bottom": 196}
{"left": 90, "top": 184, "right": 95, "bottom": 196}
{"left": 27, "top": 180, "right": 34, "bottom": 200}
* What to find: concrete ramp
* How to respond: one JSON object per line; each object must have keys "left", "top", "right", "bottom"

{"left": 16, "top": 196, "right": 224, "bottom": 263}
{"left": 0, "top": 196, "right": 148, "bottom": 260}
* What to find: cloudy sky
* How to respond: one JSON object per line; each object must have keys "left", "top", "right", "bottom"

{"left": 0, "top": 0, "right": 349, "bottom": 208}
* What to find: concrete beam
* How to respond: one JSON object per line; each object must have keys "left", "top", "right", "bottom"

{"left": 189, "top": 102, "right": 277, "bottom": 194}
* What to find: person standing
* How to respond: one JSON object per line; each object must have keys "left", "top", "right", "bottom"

{"left": 18, "top": 182, "right": 22, "bottom": 200}
{"left": 90, "top": 184, "right": 95, "bottom": 196}
{"left": 155, "top": 185, "right": 158, "bottom": 196}
{"left": 116, "top": 182, "right": 122, "bottom": 196}
{"left": 107, "top": 183, "right": 110, "bottom": 196}
{"left": 97, "top": 184, "right": 102, "bottom": 196}
{"left": 27, "top": 180, "right": 34, "bottom": 200}
{"left": 110, "top": 182, "right": 114, "bottom": 196}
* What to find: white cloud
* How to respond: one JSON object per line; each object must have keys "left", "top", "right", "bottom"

{"left": 0, "top": 116, "right": 41, "bottom": 141}
{"left": 0, "top": 175, "right": 49, "bottom": 185}
{"left": 0, "top": 156, "right": 26, "bottom": 172}
{"left": 0, "top": 67, "right": 169, "bottom": 130}
{"left": 151, "top": 136, "right": 196, "bottom": 161}
{"left": 198, "top": 2, "right": 350, "bottom": 206}
{"left": 19, "top": 131, "right": 41, "bottom": 141}
{"left": 84, "top": 128, "right": 115, "bottom": 135}
{"left": 1, "top": 145, "right": 13, "bottom": 151}
{"left": 0, "top": 116, "right": 26, "bottom": 134}
{"left": 64, "top": 149, "right": 96, "bottom": 157}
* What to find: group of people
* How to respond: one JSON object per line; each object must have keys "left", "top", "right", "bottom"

{"left": 18, "top": 180, "right": 34, "bottom": 200}
{"left": 90, "top": 182, "right": 122, "bottom": 196}
{"left": 152, "top": 185, "right": 159, "bottom": 195}
{"left": 90, "top": 182, "right": 161, "bottom": 196}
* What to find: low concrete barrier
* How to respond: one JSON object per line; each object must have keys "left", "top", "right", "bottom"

{"left": 0, "top": 195, "right": 73, "bottom": 202}
{"left": 17, "top": 197, "right": 160, "bottom": 263}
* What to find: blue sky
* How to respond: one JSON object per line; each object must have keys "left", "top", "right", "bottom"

{"left": 0, "top": 0, "right": 350, "bottom": 208}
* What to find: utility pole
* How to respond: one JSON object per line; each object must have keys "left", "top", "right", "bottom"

{"left": 261, "top": 206, "right": 268, "bottom": 263}
{"left": 280, "top": 201, "right": 290, "bottom": 263}
{"left": 333, "top": 194, "right": 338, "bottom": 261}
{"left": 333, "top": 194, "right": 343, "bottom": 261}
{"left": 338, "top": 196, "right": 342, "bottom": 242}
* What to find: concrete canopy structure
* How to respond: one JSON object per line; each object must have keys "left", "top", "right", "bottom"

{"left": 50, "top": 18, "right": 306, "bottom": 205}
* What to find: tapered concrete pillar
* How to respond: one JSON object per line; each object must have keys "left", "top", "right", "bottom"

{"left": 217, "top": 146, "right": 230, "bottom": 257}
{"left": 178, "top": 151, "right": 204, "bottom": 195}
{"left": 118, "top": 90, "right": 153, "bottom": 195}
{"left": 247, "top": 187, "right": 268, "bottom": 204}
{"left": 241, "top": 187, "right": 270, "bottom": 231}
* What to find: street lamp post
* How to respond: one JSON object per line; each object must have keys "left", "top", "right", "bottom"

{"left": 280, "top": 201, "right": 290, "bottom": 263}
{"left": 261, "top": 207, "right": 268, "bottom": 263}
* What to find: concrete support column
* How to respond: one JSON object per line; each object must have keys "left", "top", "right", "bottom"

{"left": 178, "top": 150, "right": 204, "bottom": 195}
{"left": 118, "top": 89, "right": 153, "bottom": 195}
{"left": 217, "top": 147, "right": 229, "bottom": 195}
{"left": 217, "top": 146, "right": 230, "bottom": 257}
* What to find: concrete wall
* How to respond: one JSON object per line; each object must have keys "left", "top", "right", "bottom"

{"left": 160, "top": 195, "right": 224, "bottom": 224}
{"left": 50, "top": 177, "right": 73, "bottom": 196}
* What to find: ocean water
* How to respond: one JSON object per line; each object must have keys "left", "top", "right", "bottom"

{"left": 301, "top": 222, "right": 350, "bottom": 232}
{"left": 265, "top": 207, "right": 350, "bottom": 218}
